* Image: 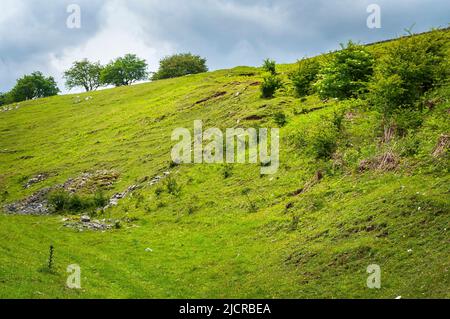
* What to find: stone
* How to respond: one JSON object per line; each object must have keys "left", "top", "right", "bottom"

{"left": 80, "top": 215, "right": 91, "bottom": 222}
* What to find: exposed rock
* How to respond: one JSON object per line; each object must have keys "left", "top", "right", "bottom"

{"left": 63, "top": 218, "right": 118, "bottom": 232}
{"left": 80, "top": 215, "right": 91, "bottom": 222}
{"left": 4, "top": 188, "right": 52, "bottom": 215}
{"left": 5, "top": 169, "right": 172, "bottom": 216}
{"left": 63, "top": 170, "right": 119, "bottom": 193}
{"left": 24, "top": 173, "right": 50, "bottom": 189}
{"left": 4, "top": 170, "right": 119, "bottom": 215}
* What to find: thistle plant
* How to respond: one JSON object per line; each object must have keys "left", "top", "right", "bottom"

{"left": 48, "top": 245, "right": 54, "bottom": 271}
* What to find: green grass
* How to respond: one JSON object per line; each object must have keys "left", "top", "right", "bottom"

{"left": 0, "top": 30, "right": 449, "bottom": 299}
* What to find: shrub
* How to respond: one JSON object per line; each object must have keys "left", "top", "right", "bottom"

{"left": 311, "top": 126, "right": 339, "bottom": 160}
{"left": 273, "top": 111, "right": 288, "bottom": 127}
{"left": 155, "top": 186, "right": 164, "bottom": 197}
{"left": 260, "top": 74, "right": 283, "bottom": 98}
{"left": 93, "top": 191, "right": 109, "bottom": 208}
{"left": 152, "top": 53, "right": 208, "bottom": 80}
{"left": 166, "top": 177, "right": 181, "bottom": 196}
{"left": 9, "top": 72, "right": 60, "bottom": 102}
{"left": 262, "top": 59, "right": 277, "bottom": 75}
{"left": 48, "top": 190, "right": 71, "bottom": 212}
{"left": 315, "top": 41, "right": 374, "bottom": 99}
{"left": 0, "top": 92, "right": 9, "bottom": 106}
{"left": 290, "top": 58, "right": 320, "bottom": 97}
{"left": 332, "top": 109, "right": 345, "bottom": 132}
{"left": 394, "top": 110, "right": 424, "bottom": 137}
{"left": 400, "top": 134, "right": 421, "bottom": 157}
{"left": 368, "top": 31, "right": 448, "bottom": 138}
{"left": 101, "top": 54, "right": 148, "bottom": 87}
{"left": 369, "top": 32, "right": 448, "bottom": 116}
{"left": 223, "top": 164, "right": 233, "bottom": 179}
{"left": 48, "top": 190, "right": 108, "bottom": 213}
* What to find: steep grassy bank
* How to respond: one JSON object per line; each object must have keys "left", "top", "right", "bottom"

{"left": 0, "top": 30, "right": 449, "bottom": 298}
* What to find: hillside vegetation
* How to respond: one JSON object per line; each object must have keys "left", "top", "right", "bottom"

{"left": 0, "top": 29, "right": 449, "bottom": 298}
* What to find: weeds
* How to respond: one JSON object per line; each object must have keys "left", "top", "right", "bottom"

{"left": 48, "top": 190, "right": 109, "bottom": 213}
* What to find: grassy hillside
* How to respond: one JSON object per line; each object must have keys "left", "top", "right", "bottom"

{"left": 0, "top": 30, "right": 449, "bottom": 298}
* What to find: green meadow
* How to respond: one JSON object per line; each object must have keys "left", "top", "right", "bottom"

{"left": 0, "top": 30, "right": 449, "bottom": 299}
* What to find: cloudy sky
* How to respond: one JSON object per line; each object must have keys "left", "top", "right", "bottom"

{"left": 0, "top": 0, "right": 449, "bottom": 93}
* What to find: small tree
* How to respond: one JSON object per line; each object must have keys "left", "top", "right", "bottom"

{"left": 371, "top": 32, "right": 448, "bottom": 110}
{"left": 260, "top": 74, "right": 283, "bottom": 98}
{"left": 262, "top": 59, "right": 277, "bottom": 75}
{"left": 64, "top": 59, "right": 103, "bottom": 92}
{"left": 101, "top": 54, "right": 148, "bottom": 87}
{"left": 152, "top": 53, "right": 208, "bottom": 80}
{"left": 315, "top": 41, "right": 374, "bottom": 100}
{"left": 260, "top": 59, "right": 283, "bottom": 98}
{"left": 9, "top": 72, "right": 59, "bottom": 102}
{"left": 290, "top": 58, "right": 320, "bottom": 97}
{"left": 369, "top": 31, "right": 448, "bottom": 140}
{"left": 0, "top": 92, "right": 8, "bottom": 106}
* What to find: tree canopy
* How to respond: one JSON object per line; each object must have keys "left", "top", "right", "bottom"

{"left": 8, "top": 72, "right": 59, "bottom": 102}
{"left": 100, "top": 54, "right": 148, "bottom": 87}
{"left": 152, "top": 53, "right": 208, "bottom": 80}
{"left": 64, "top": 59, "right": 103, "bottom": 92}
{"left": 315, "top": 41, "right": 374, "bottom": 99}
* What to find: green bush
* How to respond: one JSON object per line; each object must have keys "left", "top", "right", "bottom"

{"left": 311, "top": 125, "right": 339, "bottom": 160}
{"left": 166, "top": 177, "right": 181, "bottom": 196}
{"left": 369, "top": 31, "right": 448, "bottom": 117}
{"left": 262, "top": 59, "right": 277, "bottom": 75}
{"left": 394, "top": 110, "right": 424, "bottom": 137}
{"left": 93, "top": 190, "right": 109, "bottom": 208}
{"left": 273, "top": 111, "right": 288, "bottom": 127}
{"left": 291, "top": 120, "right": 340, "bottom": 160}
{"left": 332, "top": 109, "right": 345, "bottom": 132}
{"left": 0, "top": 92, "right": 8, "bottom": 106}
{"left": 290, "top": 58, "right": 320, "bottom": 97}
{"left": 223, "top": 164, "right": 233, "bottom": 179}
{"left": 155, "top": 186, "right": 164, "bottom": 197}
{"left": 48, "top": 190, "right": 71, "bottom": 212}
{"left": 48, "top": 190, "right": 108, "bottom": 213}
{"left": 315, "top": 41, "right": 374, "bottom": 100}
{"left": 152, "top": 53, "right": 208, "bottom": 80}
{"left": 368, "top": 31, "right": 448, "bottom": 138}
{"left": 260, "top": 74, "right": 283, "bottom": 98}
{"left": 9, "top": 72, "right": 60, "bottom": 102}
{"left": 399, "top": 134, "right": 421, "bottom": 157}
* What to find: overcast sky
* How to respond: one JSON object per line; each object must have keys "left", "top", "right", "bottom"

{"left": 0, "top": 0, "right": 449, "bottom": 93}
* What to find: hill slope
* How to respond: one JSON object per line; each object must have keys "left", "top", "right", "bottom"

{"left": 0, "top": 30, "right": 449, "bottom": 298}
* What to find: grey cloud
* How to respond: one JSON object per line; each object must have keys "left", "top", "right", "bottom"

{"left": 0, "top": 0, "right": 105, "bottom": 91}
{"left": 0, "top": 0, "right": 449, "bottom": 92}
